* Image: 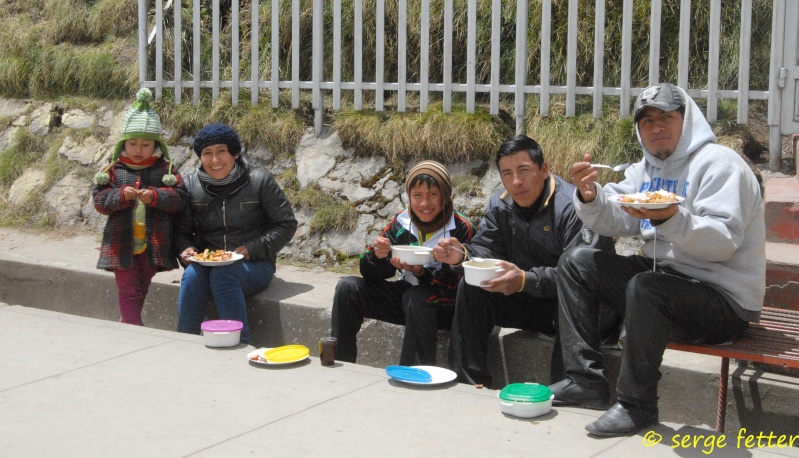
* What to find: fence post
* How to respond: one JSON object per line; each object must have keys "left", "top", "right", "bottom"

{"left": 155, "top": 0, "right": 163, "bottom": 100}
{"left": 592, "top": 0, "right": 606, "bottom": 118}
{"left": 251, "top": 0, "right": 259, "bottom": 106}
{"left": 313, "top": 0, "right": 323, "bottom": 134}
{"left": 566, "top": 0, "right": 578, "bottom": 117}
{"left": 212, "top": 0, "right": 220, "bottom": 102}
{"left": 514, "top": 0, "right": 528, "bottom": 134}
{"left": 138, "top": 0, "right": 147, "bottom": 88}
{"left": 466, "top": 0, "right": 476, "bottom": 114}
{"left": 648, "top": 0, "right": 662, "bottom": 85}
{"left": 540, "top": 0, "right": 551, "bottom": 117}
{"left": 232, "top": 0, "right": 240, "bottom": 107}
{"left": 193, "top": 0, "right": 200, "bottom": 105}
{"left": 768, "top": 0, "right": 785, "bottom": 171}
{"left": 174, "top": 0, "right": 182, "bottom": 104}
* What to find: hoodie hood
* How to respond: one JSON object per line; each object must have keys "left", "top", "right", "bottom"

{"left": 635, "top": 86, "right": 717, "bottom": 169}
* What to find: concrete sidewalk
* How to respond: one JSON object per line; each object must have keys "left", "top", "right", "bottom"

{"left": 2, "top": 227, "right": 799, "bottom": 454}
{"left": 2, "top": 304, "right": 798, "bottom": 457}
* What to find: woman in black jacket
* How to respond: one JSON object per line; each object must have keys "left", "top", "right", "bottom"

{"left": 175, "top": 123, "right": 297, "bottom": 344}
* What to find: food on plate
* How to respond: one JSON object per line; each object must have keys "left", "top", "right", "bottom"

{"left": 617, "top": 190, "right": 679, "bottom": 204}
{"left": 192, "top": 249, "right": 234, "bottom": 262}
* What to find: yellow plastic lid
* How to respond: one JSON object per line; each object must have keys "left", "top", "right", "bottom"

{"left": 264, "top": 345, "right": 310, "bottom": 363}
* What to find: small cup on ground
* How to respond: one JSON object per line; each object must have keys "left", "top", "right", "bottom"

{"left": 319, "top": 337, "right": 337, "bottom": 366}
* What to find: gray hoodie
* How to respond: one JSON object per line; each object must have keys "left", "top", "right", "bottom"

{"left": 574, "top": 86, "right": 765, "bottom": 321}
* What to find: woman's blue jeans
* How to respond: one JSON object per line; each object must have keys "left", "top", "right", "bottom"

{"left": 177, "top": 260, "right": 275, "bottom": 344}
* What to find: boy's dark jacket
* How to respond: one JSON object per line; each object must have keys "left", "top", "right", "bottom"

{"left": 360, "top": 211, "right": 474, "bottom": 291}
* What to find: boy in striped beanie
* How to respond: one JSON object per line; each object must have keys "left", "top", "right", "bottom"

{"left": 93, "top": 88, "right": 188, "bottom": 325}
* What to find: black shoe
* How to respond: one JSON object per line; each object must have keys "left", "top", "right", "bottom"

{"left": 548, "top": 378, "right": 609, "bottom": 410}
{"left": 585, "top": 401, "right": 659, "bottom": 437}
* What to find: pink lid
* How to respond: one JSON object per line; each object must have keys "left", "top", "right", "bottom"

{"left": 201, "top": 320, "right": 243, "bottom": 333}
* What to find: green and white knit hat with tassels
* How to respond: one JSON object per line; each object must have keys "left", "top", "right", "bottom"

{"left": 95, "top": 88, "right": 177, "bottom": 186}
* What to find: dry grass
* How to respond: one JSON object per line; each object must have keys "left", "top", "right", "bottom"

{"left": 335, "top": 104, "right": 512, "bottom": 164}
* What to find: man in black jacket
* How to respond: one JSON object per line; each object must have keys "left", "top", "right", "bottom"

{"left": 434, "top": 135, "right": 614, "bottom": 387}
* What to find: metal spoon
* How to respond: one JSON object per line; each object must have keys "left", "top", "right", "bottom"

{"left": 447, "top": 245, "right": 484, "bottom": 263}
{"left": 591, "top": 162, "right": 631, "bottom": 172}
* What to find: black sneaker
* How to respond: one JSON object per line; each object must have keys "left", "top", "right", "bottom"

{"left": 585, "top": 401, "right": 659, "bottom": 437}
{"left": 548, "top": 378, "right": 610, "bottom": 410}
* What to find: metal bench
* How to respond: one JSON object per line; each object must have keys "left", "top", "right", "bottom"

{"left": 666, "top": 307, "right": 799, "bottom": 432}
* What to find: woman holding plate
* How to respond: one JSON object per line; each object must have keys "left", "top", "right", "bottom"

{"left": 175, "top": 123, "right": 297, "bottom": 344}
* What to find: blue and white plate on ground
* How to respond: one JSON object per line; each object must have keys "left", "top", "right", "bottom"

{"left": 386, "top": 365, "right": 457, "bottom": 385}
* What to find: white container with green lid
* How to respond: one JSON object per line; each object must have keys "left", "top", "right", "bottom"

{"left": 498, "top": 383, "right": 554, "bottom": 418}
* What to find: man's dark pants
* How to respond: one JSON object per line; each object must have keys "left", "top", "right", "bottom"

{"left": 557, "top": 247, "right": 749, "bottom": 408}
{"left": 447, "top": 279, "right": 559, "bottom": 387}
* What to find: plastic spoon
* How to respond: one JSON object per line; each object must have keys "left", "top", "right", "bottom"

{"left": 590, "top": 162, "right": 631, "bottom": 172}
{"left": 447, "top": 245, "right": 484, "bottom": 263}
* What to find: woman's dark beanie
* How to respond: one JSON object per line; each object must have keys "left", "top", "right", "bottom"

{"left": 193, "top": 123, "right": 242, "bottom": 157}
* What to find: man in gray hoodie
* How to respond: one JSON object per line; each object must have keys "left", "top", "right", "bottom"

{"left": 549, "top": 83, "right": 766, "bottom": 436}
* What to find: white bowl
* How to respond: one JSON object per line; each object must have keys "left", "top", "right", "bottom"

{"left": 392, "top": 245, "right": 433, "bottom": 266}
{"left": 463, "top": 259, "right": 504, "bottom": 286}
{"left": 498, "top": 394, "right": 554, "bottom": 418}
{"left": 201, "top": 320, "right": 243, "bottom": 347}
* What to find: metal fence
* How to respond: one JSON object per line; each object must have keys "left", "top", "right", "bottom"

{"left": 139, "top": 0, "right": 784, "bottom": 162}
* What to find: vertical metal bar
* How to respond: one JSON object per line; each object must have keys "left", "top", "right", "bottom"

{"left": 155, "top": 0, "right": 163, "bottom": 100}
{"left": 649, "top": 0, "right": 662, "bottom": 85}
{"left": 443, "top": 0, "right": 453, "bottom": 112}
{"left": 355, "top": 0, "right": 363, "bottom": 110}
{"left": 565, "top": 0, "right": 577, "bottom": 117}
{"left": 420, "top": 0, "right": 430, "bottom": 112}
{"left": 768, "top": 0, "right": 785, "bottom": 170}
{"left": 620, "top": 0, "right": 633, "bottom": 117}
{"left": 138, "top": 0, "right": 147, "bottom": 87}
{"left": 738, "top": 0, "right": 753, "bottom": 124}
{"left": 174, "top": 0, "right": 182, "bottom": 103}
{"left": 212, "top": 0, "right": 220, "bottom": 101}
{"left": 232, "top": 0, "right": 240, "bottom": 106}
{"left": 466, "top": 0, "right": 476, "bottom": 113}
{"left": 251, "top": 0, "right": 259, "bottom": 105}
{"left": 592, "top": 0, "right": 606, "bottom": 118}
{"left": 292, "top": 0, "right": 300, "bottom": 109}
{"left": 333, "top": 0, "right": 342, "bottom": 110}
{"left": 489, "top": 0, "right": 500, "bottom": 115}
{"left": 515, "top": 0, "right": 528, "bottom": 133}
{"left": 211, "top": 0, "right": 219, "bottom": 101}
{"left": 313, "top": 0, "right": 323, "bottom": 134}
{"left": 677, "top": 0, "right": 691, "bottom": 89}
{"left": 272, "top": 0, "right": 279, "bottom": 108}
{"left": 193, "top": 0, "right": 200, "bottom": 105}
{"left": 376, "top": 0, "right": 385, "bottom": 111}
{"left": 540, "top": 0, "right": 551, "bottom": 116}
{"left": 716, "top": 357, "right": 730, "bottom": 432}
{"left": 707, "top": 0, "right": 721, "bottom": 122}
{"left": 398, "top": 0, "right": 407, "bottom": 112}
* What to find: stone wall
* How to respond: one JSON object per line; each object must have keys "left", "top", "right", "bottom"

{"left": 0, "top": 97, "right": 511, "bottom": 266}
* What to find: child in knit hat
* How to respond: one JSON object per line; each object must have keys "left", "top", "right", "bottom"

{"left": 331, "top": 160, "right": 475, "bottom": 366}
{"left": 93, "top": 88, "right": 188, "bottom": 326}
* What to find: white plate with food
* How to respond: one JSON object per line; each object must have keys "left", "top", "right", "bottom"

{"left": 191, "top": 250, "right": 244, "bottom": 266}
{"left": 609, "top": 191, "right": 685, "bottom": 209}
{"left": 247, "top": 346, "right": 310, "bottom": 366}
{"left": 388, "top": 365, "right": 457, "bottom": 386}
